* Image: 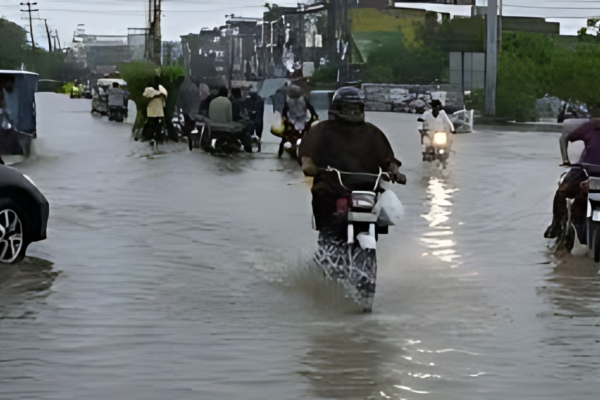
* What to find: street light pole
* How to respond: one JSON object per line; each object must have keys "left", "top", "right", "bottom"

{"left": 485, "top": 0, "right": 498, "bottom": 116}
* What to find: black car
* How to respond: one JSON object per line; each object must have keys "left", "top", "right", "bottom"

{"left": 0, "top": 165, "right": 49, "bottom": 264}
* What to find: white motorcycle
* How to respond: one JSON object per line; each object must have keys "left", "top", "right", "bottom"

{"left": 313, "top": 167, "right": 403, "bottom": 312}
{"left": 418, "top": 125, "right": 451, "bottom": 168}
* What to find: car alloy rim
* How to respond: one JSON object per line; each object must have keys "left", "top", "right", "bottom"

{"left": 0, "top": 209, "right": 23, "bottom": 264}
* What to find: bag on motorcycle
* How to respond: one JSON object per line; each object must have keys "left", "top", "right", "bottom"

{"left": 270, "top": 119, "right": 285, "bottom": 138}
{"left": 374, "top": 190, "right": 404, "bottom": 226}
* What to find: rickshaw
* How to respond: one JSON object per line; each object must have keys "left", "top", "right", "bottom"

{"left": 91, "top": 78, "right": 128, "bottom": 116}
{"left": 0, "top": 70, "right": 39, "bottom": 164}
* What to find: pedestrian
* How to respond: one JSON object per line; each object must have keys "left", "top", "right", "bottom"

{"left": 143, "top": 82, "right": 168, "bottom": 144}
{"left": 177, "top": 76, "right": 201, "bottom": 141}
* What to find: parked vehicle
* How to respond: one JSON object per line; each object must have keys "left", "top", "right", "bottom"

{"left": 0, "top": 165, "right": 49, "bottom": 264}
{"left": 37, "top": 79, "right": 63, "bottom": 93}
{"left": 313, "top": 167, "right": 403, "bottom": 312}
{"left": 0, "top": 70, "right": 39, "bottom": 164}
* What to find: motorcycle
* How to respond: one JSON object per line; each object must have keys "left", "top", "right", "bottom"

{"left": 418, "top": 118, "right": 451, "bottom": 168}
{"left": 108, "top": 106, "right": 126, "bottom": 122}
{"left": 197, "top": 115, "right": 252, "bottom": 154}
{"left": 313, "top": 167, "right": 403, "bottom": 312}
{"left": 561, "top": 163, "right": 600, "bottom": 261}
{"left": 272, "top": 118, "right": 315, "bottom": 159}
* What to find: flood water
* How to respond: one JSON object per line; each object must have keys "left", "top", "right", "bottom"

{"left": 1, "top": 94, "right": 599, "bottom": 399}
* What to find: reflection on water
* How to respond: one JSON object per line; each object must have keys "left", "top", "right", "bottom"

{"left": 539, "top": 254, "right": 600, "bottom": 318}
{"left": 420, "top": 177, "right": 461, "bottom": 266}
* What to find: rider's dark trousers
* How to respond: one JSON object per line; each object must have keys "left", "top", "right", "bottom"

{"left": 552, "top": 168, "right": 589, "bottom": 228}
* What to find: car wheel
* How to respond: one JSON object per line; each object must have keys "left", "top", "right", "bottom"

{"left": 0, "top": 199, "right": 27, "bottom": 264}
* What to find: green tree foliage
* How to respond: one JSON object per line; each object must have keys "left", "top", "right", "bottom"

{"left": 0, "top": 18, "right": 29, "bottom": 69}
{"left": 0, "top": 18, "right": 85, "bottom": 81}
{"left": 119, "top": 61, "right": 185, "bottom": 138}
{"left": 494, "top": 32, "right": 600, "bottom": 121}
{"left": 361, "top": 31, "right": 447, "bottom": 84}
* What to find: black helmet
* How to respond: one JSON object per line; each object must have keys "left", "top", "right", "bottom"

{"left": 328, "top": 87, "right": 365, "bottom": 123}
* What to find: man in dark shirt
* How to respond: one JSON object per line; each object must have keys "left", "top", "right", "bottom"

{"left": 545, "top": 109, "right": 600, "bottom": 239}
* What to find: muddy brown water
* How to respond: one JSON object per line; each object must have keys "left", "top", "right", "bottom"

{"left": 0, "top": 94, "right": 598, "bottom": 399}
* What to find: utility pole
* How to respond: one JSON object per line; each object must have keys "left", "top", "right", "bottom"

{"left": 145, "top": 0, "right": 162, "bottom": 64}
{"left": 55, "top": 29, "right": 62, "bottom": 51}
{"left": 498, "top": 0, "right": 503, "bottom": 53}
{"left": 42, "top": 19, "right": 52, "bottom": 52}
{"left": 20, "top": 2, "right": 38, "bottom": 51}
{"left": 154, "top": 0, "right": 162, "bottom": 65}
{"left": 485, "top": 0, "right": 498, "bottom": 116}
{"left": 225, "top": 14, "right": 235, "bottom": 91}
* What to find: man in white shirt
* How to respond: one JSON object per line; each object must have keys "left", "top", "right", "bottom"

{"left": 419, "top": 100, "right": 455, "bottom": 161}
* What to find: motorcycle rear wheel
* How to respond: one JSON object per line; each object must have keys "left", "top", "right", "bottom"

{"left": 314, "top": 236, "right": 378, "bottom": 312}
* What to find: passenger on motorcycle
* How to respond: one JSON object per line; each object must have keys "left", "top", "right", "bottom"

{"left": 209, "top": 87, "right": 233, "bottom": 124}
{"left": 299, "top": 87, "right": 406, "bottom": 231}
{"left": 545, "top": 106, "right": 600, "bottom": 239}
{"left": 107, "top": 82, "right": 129, "bottom": 121}
{"left": 281, "top": 84, "right": 319, "bottom": 132}
{"left": 419, "top": 99, "right": 455, "bottom": 161}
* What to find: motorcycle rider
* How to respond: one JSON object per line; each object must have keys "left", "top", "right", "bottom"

{"left": 419, "top": 99, "right": 454, "bottom": 161}
{"left": 299, "top": 87, "right": 406, "bottom": 231}
{"left": 245, "top": 86, "right": 264, "bottom": 141}
{"left": 278, "top": 84, "right": 318, "bottom": 157}
{"left": 282, "top": 84, "right": 318, "bottom": 131}
{"left": 107, "top": 82, "right": 129, "bottom": 121}
{"left": 545, "top": 105, "right": 600, "bottom": 239}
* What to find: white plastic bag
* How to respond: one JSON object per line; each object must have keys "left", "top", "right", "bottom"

{"left": 374, "top": 190, "right": 404, "bottom": 226}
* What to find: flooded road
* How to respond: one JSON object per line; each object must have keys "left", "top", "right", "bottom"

{"left": 1, "top": 93, "right": 598, "bottom": 399}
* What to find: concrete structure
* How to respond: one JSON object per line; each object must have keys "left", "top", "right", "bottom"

{"left": 71, "top": 26, "right": 146, "bottom": 71}
{"left": 362, "top": 83, "right": 464, "bottom": 113}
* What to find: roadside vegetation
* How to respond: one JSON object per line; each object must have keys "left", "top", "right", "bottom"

{"left": 119, "top": 61, "right": 185, "bottom": 140}
{"left": 0, "top": 18, "right": 84, "bottom": 82}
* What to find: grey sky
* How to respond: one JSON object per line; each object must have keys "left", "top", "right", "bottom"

{"left": 0, "top": 0, "right": 597, "bottom": 49}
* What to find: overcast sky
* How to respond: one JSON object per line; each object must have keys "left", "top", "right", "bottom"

{"left": 0, "top": 0, "right": 597, "bottom": 49}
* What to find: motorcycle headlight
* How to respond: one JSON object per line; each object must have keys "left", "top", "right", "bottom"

{"left": 351, "top": 192, "right": 377, "bottom": 210}
{"left": 433, "top": 132, "right": 447, "bottom": 146}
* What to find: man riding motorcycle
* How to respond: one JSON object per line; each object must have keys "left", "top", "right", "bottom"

{"left": 107, "top": 82, "right": 129, "bottom": 121}
{"left": 419, "top": 99, "right": 455, "bottom": 161}
{"left": 545, "top": 106, "right": 600, "bottom": 240}
{"left": 298, "top": 87, "right": 406, "bottom": 231}
{"left": 277, "top": 84, "right": 319, "bottom": 158}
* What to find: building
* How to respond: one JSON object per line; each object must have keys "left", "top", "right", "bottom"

{"left": 71, "top": 26, "right": 147, "bottom": 71}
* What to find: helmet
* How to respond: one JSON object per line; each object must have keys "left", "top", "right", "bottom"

{"left": 328, "top": 87, "right": 365, "bottom": 123}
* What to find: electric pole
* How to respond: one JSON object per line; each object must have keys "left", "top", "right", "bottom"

{"left": 41, "top": 19, "right": 52, "bottom": 52}
{"left": 55, "top": 29, "right": 62, "bottom": 51}
{"left": 146, "top": 0, "right": 162, "bottom": 65}
{"left": 485, "top": 0, "right": 498, "bottom": 116}
{"left": 20, "top": 2, "right": 38, "bottom": 51}
{"left": 155, "top": 0, "right": 162, "bottom": 65}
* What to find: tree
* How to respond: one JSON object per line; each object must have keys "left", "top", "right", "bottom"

{"left": 0, "top": 18, "right": 28, "bottom": 69}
